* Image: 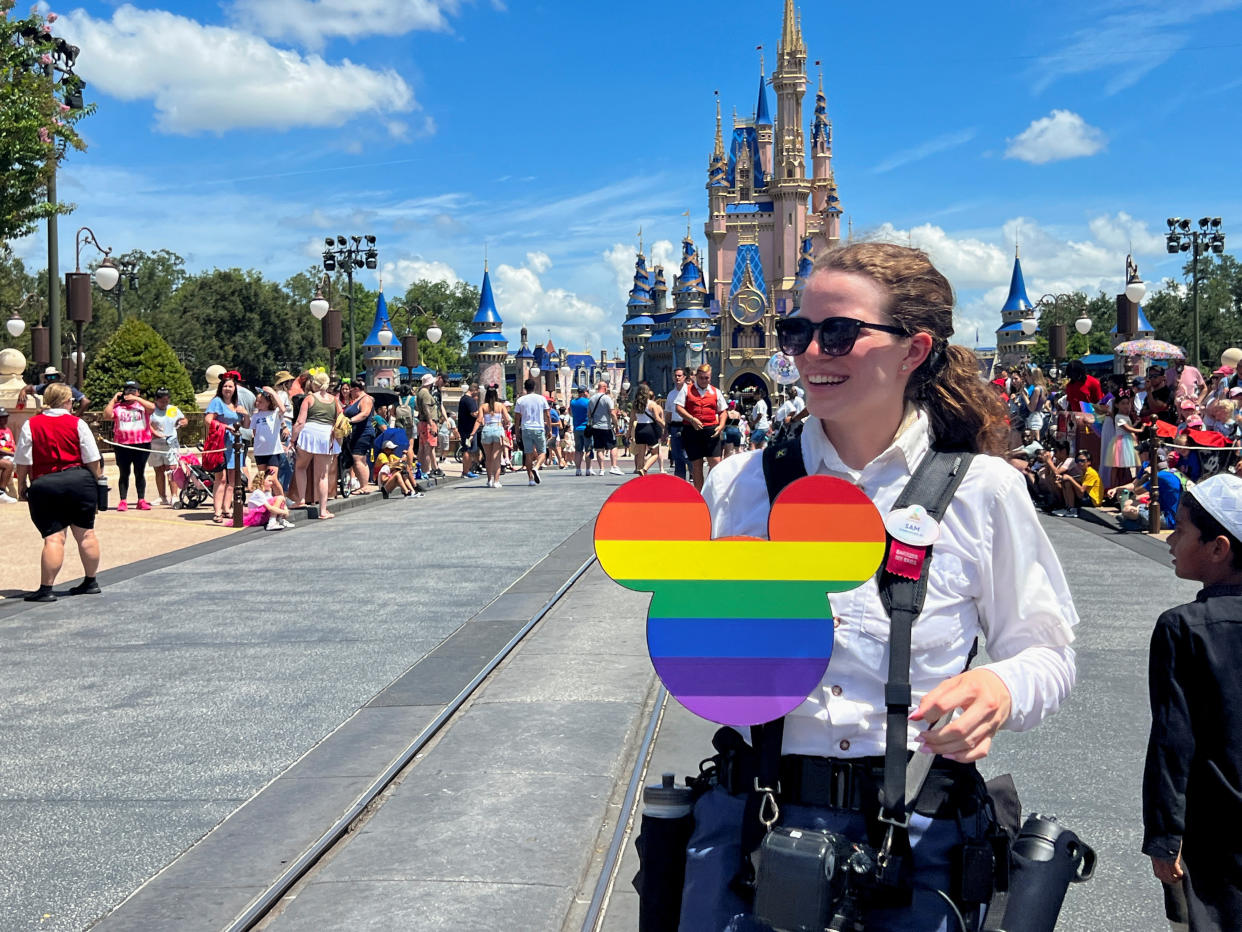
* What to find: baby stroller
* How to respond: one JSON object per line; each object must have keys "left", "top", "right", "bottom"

{"left": 171, "top": 450, "right": 214, "bottom": 509}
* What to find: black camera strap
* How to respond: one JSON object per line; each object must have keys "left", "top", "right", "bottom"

{"left": 758, "top": 423, "right": 973, "bottom": 848}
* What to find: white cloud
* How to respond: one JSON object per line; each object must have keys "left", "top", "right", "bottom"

{"left": 604, "top": 242, "right": 638, "bottom": 302}
{"left": 650, "top": 240, "right": 679, "bottom": 279}
{"left": 492, "top": 256, "right": 613, "bottom": 353}
{"left": 869, "top": 213, "right": 1171, "bottom": 346}
{"left": 525, "top": 251, "right": 552, "bottom": 274}
{"left": 1004, "top": 110, "right": 1106, "bottom": 164}
{"left": 59, "top": 5, "right": 415, "bottom": 135}
{"left": 381, "top": 257, "right": 460, "bottom": 291}
{"left": 231, "top": 0, "right": 464, "bottom": 50}
{"left": 872, "top": 128, "right": 977, "bottom": 174}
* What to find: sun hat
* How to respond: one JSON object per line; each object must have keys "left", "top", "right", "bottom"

{"left": 421, "top": 373, "right": 435, "bottom": 386}
{"left": 273, "top": 370, "right": 295, "bottom": 386}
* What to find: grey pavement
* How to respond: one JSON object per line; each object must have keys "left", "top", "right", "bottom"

{"left": 0, "top": 469, "right": 628, "bottom": 932}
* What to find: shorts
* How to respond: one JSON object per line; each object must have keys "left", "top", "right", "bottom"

{"left": 521, "top": 427, "right": 547, "bottom": 455}
{"left": 254, "top": 453, "right": 282, "bottom": 468}
{"left": 26, "top": 466, "right": 97, "bottom": 538}
{"left": 480, "top": 425, "right": 505, "bottom": 445}
{"left": 589, "top": 427, "right": 615, "bottom": 451}
{"left": 683, "top": 425, "right": 723, "bottom": 461}
{"left": 418, "top": 421, "right": 437, "bottom": 447}
{"left": 751, "top": 428, "right": 768, "bottom": 446}
{"left": 723, "top": 426, "right": 743, "bottom": 446}
{"left": 634, "top": 423, "right": 660, "bottom": 447}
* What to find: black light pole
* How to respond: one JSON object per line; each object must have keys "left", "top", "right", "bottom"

{"left": 1166, "top": 217, "right": 1227, "bottom": 368}
{"left": 321, "top": 235, "right": 377, "bottom": 380}
{"left": 104, "top": 256, "right": 138, "bottom": 319}
{"left": 309, "top": 273, "right": 342, "bottom": 379}
{"left": 67, "top": 227, "right": 119, "bottom": 388}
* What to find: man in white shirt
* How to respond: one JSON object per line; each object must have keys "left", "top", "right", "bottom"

{"left": 749, "top": 395, "right": 770, "bottom": 449}
{"left": 663, "top": 368, "right": 689, "bottom": 480}
{"left": 513, "top": 377, "right": 552, "bottom": 486}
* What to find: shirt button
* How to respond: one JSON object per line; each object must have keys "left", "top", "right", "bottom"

{"left": 833, "top": 616, "right": 842, "bottom": 629}
{"left": 839, "top": 739, "right": 851, "bottom": 751}
{"left": 830, "top": 685, "right": 843, "bottom": 697}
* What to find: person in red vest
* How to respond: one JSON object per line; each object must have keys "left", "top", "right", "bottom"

{"left": 676, "top": 363, "right": 727, "bottom": 491}
{"left": 13, "top": 382, "right": 104, "bottom": 602}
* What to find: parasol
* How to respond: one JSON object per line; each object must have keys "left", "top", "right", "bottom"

{"left": 1113, "top": 339, "right": 1187, "bottom": 360}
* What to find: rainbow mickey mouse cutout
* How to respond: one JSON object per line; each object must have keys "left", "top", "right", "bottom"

{"left": 594, "top": 474, "right": 887, "bottom": 727}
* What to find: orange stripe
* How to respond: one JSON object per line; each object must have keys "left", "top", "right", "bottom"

{"left": 768, "top": 502, "right": 886, "bottom": 542}
{"left": 594, "top": 501, "right": 712, "bottom": 540}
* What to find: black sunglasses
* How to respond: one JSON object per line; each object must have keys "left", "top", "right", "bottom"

{"left": 775, "top": 316, "right": 907, "bottom": 357}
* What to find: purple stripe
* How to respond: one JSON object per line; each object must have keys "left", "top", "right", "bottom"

{"left": 654, "top": 656, "right": 827, "bottom": 699}
{"left": 674, "top": 693, "right": 811, "bottom": 727}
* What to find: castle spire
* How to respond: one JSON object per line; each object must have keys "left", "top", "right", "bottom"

{"left": 755, "top": 71, "right": 771, "bottom": 126}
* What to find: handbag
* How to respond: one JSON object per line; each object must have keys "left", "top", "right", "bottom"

{"left": 333, "top": 413, "right": 352, "bottom": 441}
{"left": 203, "top": 418, "right": 227, "bottom": 473}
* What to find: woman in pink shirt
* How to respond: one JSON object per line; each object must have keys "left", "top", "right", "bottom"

{"left": 102, "top": 380, "right": 155, "bottom": 511}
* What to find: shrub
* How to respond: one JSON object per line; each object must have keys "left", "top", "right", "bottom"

{"left": 83, "top": 317, "right": 195, "bottom": 411}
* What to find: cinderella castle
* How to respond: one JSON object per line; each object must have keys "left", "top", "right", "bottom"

{"left": 622, "top": 0, "right": 842, "bottom": 399}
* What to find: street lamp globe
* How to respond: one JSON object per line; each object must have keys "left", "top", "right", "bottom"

{"left": 1020, "top": 316, "right": 1037, "bottom": 336}
{"left": 94, "top": 259, "right": 120, "bottom": 292}
{"left": 426, "top": 323, "right": 443, "bottom": 344}
{"left": 377, "top": 324, "right": 394, "bottom": 346}
{"left": 1074, "top": 314, "right": 1093, "bottom": 336}
{"left": 622, "top": 378, "right": 631, "bottom": 393}
{"left": 70, "top": 350, "right": 86, "bottom": 366}
{"left": 1125, "top": 279, "right": 1147, "bottom": 304}
{"left": 530, "top": 365, "right": 541, "bottom": 377}
{"left": 309, "top": 292, "right": 329, "bottom": 320}
{"left": 6, "top": 312, "right": 25, "bottom": 338}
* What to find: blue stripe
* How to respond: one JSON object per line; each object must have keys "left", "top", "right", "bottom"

{"left": 648, "top": 618, "right": 834, "bottom": 659}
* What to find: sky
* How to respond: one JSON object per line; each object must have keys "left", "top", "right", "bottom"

{"left": 13, "top": 0, "right": 1242, "bottom": 355}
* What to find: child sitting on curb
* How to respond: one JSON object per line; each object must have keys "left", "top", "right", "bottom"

{"left": 1143, "top": 473, "right": 1242, "bottom": 930}
{"left": 243, "top": 474, "right": 293, "bottom": 531}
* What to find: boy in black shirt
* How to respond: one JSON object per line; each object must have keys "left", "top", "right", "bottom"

{"left": 1143, "top": 473, "right": 1242, "bottom": 931}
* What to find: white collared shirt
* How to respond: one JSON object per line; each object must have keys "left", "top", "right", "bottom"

{"left": 665, "top": 384, "right": 686, "bottom": 422}
{"left": 702, "top": 409, "right": 1078, "bottom": 758}
{"left": 15, "top": 408, "right": 101, "bottom": 465}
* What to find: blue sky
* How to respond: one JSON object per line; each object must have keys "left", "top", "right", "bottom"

{"left": 15, "top": 0, "right": 1242, "bottom": 353}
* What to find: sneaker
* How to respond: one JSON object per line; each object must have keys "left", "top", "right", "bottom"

{"left": 533, "top": 470, "right": 541, "bottom": 485}
{"left": 266, "top": 520, "right": 284, "bottom": 531}
{"left": 609, "top": 466, "right": 623, "bottom": 476}
{"left": 68, "top": 579, "right": 101, "bottom": 595}
{"left": 413, "top": 490, "right": 426, "bottom": 497}
{"left": 137, "top": 499, "right": 151, "bottom": 511}
{"left": 463, "top": 471, "right": 479, "bottom": 479}
{"left": 575, "top": 468, "right": 582, "bottom": 476}
{"left": 116, "top": 500, "right": 128, "bottom": 512}
{"left": 281, "top": 519, "right": 295, "bottom": 528}
{"left": 0, "top": 492, "right": 16, "bottom": 504}
{"left": 492, "top": 481, "right": 502, "bottom": 489}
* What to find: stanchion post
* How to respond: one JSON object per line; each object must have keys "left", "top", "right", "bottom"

{"left": 1148, "top": 442, "right": 1161, "bottom": 534}
{"left": 232, "top": 428, "right": 245, "bottom": 526}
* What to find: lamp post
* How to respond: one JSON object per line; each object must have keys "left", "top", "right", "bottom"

{"left": 1036, "top": 292, "right": 1090, "bottom": 376}
{"left": 67, "top": 227, "right": 118, "bottom": 388}
{"left": 321, "top": 235, "right": 377, "bottom": 380}
{"left": 26, "top": 26, "right": 84, "bottom": 377}
{"left": 102, "top": 255, "right": 139, "bottom": 320}
{"left": 1166, "top": 217, "right": 1227, "bottom": 368}
{"left": 308, "top": 272, "right": 343, "bottom": 378}
{"left": 380, "top": 301, "right": 443, "bottom": 374}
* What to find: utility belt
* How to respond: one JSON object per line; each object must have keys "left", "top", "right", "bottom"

{"left": 709, "top": 732, "right": 980, "bottom": 819}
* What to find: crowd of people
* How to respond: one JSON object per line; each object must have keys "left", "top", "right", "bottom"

{"left": 996, "top": 355, "right": 1242, "bottom": 530}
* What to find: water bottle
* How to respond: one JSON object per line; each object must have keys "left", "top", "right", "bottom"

{"left": 96, "top": 475, "right": 109, "bottom": 511}
{"left": 983, "top": 814, "right": 1096, "bottom": 932}
{"left": 635, "top": 773, "right": 696, "bottom": 932}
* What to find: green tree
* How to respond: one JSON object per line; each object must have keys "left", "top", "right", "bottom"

{"left": 1029, "top": 291, "right": 1116, "bottom": 365}
{"left": 0, "top": 246, "right": 39, "bottom": 370}
{"left": 1144, "top": 254, "right": 1242, "bottom": 366}
{"left": 85, "top": 248, "right": 188, "bottom": 356}
{"left": 162, "top": 268, "right": 322, "bottom": 387}
{"left": 0, "top": 4, "right": 94, "bottom": 244}
{"left": 83, "top": 317, "right": 195, "bottom": 411}
{"left": 394, "top": 278, "right": 480, "bottom": 375}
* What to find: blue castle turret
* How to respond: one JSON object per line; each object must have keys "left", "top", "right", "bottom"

{"left": 468, "top": 265, "right": 509, "bottom": 387}
{"left": 995, "top": 247, "right": 1035, "bottom": 367}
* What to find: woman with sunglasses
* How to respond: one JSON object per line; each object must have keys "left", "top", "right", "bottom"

{"left": 677, "top": 243, "right": 1080, "bottom": 931}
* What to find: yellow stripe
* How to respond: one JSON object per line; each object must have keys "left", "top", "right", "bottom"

{"left": 595, "top": 539, "right": 886, "bottom": 582}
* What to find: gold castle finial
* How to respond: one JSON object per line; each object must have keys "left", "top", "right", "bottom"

{"left": 638, "top": 225, "right": 644, "bottom": 256}
{"left": 683, "top": 208, "right": 691, "bottom": 239}
{"left": 484, "top": 243, "right": 488, "bottom": 272}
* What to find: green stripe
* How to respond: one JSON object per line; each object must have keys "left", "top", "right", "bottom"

{"left": 619, "top": 579, "right": 839, "bottom": 619}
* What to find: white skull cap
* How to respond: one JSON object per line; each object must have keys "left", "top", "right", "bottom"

{"left": 1188, "top": 473, "right": 1242, "bottom": 541}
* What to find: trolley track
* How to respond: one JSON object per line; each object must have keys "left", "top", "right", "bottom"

{"left": 226, "top": 552, "right": 601, "bottom": 932}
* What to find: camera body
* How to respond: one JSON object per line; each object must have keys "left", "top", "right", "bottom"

{"left": 752, "top": 826, "right": 878, "bottom": 932}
